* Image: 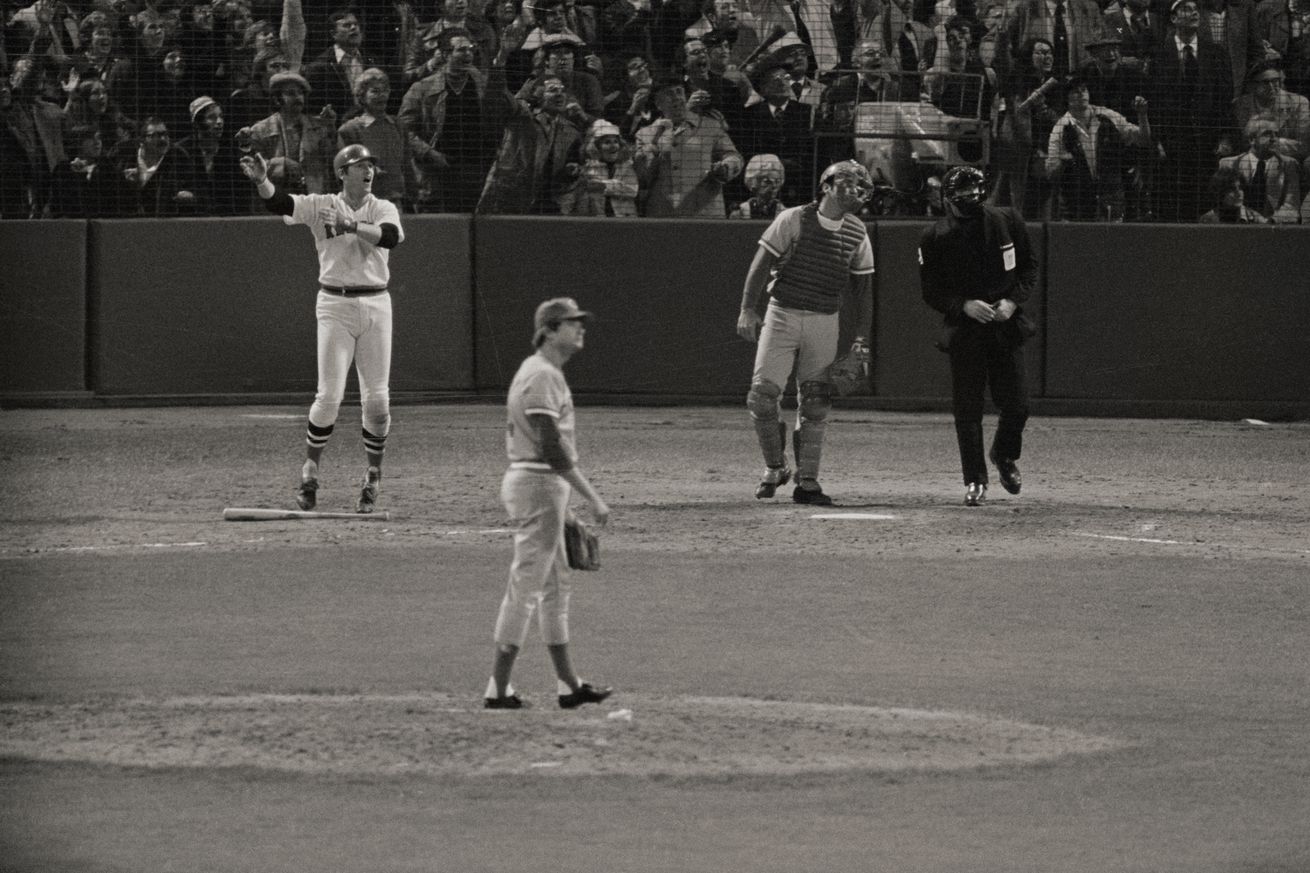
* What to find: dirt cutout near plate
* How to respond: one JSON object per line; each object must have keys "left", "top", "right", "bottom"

{"left": 1, "top": 694, "right": 1125, "bottom": 778}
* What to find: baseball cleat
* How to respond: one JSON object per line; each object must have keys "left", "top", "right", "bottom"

{"left": 559, "top": 682, "right": 613, "bottom": 709}
{"left": 754, "top": 466, "right": 792, "bottom": 499}
{"left": 965, "top": 482, "right": 987, "bottom": 506}
{"left": 296, "top": 477, "right": 318, "bottom": 511}
{"left": 356, "top": 467, "right": 381, "bottom": 513}
{"left": 792, "top": 484, "right": 834, "bottom": 506}
{"left": 484, "top": 693, "right": 526, "bottom": 710}
{"left": 989, "top": 448, "right": 1022, "bottom": 494}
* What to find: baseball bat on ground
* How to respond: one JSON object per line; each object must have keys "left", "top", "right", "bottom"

{"left": 223, "top": 508, "right": 391, "bottom": 521}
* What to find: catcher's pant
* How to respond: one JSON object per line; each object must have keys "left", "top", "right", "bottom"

{"left": 308, "top": 290, "right": 392, "bottom": 435}
{"left": 494, "top": 467, "right": 573, "bottom": 648}
{"left": 752, "top": 302, "right": 839, "bottom": 389}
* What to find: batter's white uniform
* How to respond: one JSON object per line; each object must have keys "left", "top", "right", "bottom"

{"left": 284, "top": 192, "right": 404, "bottom": 441}
{"left": 495, "top": 352, "right": 579, "bottom": 648}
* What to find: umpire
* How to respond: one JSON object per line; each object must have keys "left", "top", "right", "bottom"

{"left": 918, "top": 166, "right": 1038, "bottom": 507}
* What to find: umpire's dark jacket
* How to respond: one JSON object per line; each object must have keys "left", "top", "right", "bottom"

{"left": 918, "top": 204, "right": 1037, "bottom": 338}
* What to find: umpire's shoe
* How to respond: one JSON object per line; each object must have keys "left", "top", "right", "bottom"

{"left": 356, "top": 466, "right": 381, "bottom": 513}
{"left": 965, "top": 482, "right": 987, "bottom": 506}
{"left": 792, "top": 483, "right": 834, "bottom": 506}
{"left": 559, "top": 682, "right": 613, "bottom": 709}
{"left": 296, "top": 477, "right": 318, "bottom": 511}
{"left": 989, "top": 448, "right": 1022, "bottom": 494}
{"left": 755, "top": 466, "right": 792, "bottom": 499}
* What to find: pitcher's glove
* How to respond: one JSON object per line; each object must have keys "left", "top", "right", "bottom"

{"left": 564, "top": 516, "right": 601, "bottom": 571}
{"left": 826, "top": 339, "right": 872, "bottom": 396}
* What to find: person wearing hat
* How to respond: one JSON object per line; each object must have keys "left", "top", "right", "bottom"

{"left": 634, "top": 75, "right": 744, "bottom": 216}
{"left": 1098, "top": 0, "right": 1160, "bottom": 72}
{"left": 239, "top": 143, "right": 405, "bottom": 514}
{"left": 685, "top": 0, "right": 761, "bottom": 70}
{"left": 514, "top": 32, "right": 605, "bottom": 124}
{"left": 559, "top": 119, "right": 639, "bottom": 214}
{"left": 735, "top": 57, "right": 817, "bottom": 207}
{"left": 1076, "top": 28, "right": 1146, "bottom": 119}
{"left": 753, "top": 30, "right": 824, "bottom": 108}
{"left": 1044, "top": 73, "right": 1151, "bottom": 220}
{"left": 735, "top": 159, "right": 875, "bottom": 506}
{"left": 483, "top": 297, "right": 613, "bottom": 711}
{"left": 1145, "top": 0, "right": 1235, "bottom": 221}
{"left": 173, "top": 95, "right": 244, "bottom": 214}
{"left": 1233, "top": 59, "right": 1310, "bottom": 166}
{"left": 240, "top": 69, "right": 338, "bottom": 196}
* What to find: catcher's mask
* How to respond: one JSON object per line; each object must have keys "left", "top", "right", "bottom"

{"left": 942, "top": 165, "right": 986, "bottom": 216}
{"left": 819, "top": 160, "right": 874, "bottom": 201}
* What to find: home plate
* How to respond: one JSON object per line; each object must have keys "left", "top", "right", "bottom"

{"left": 811, "top": 513, "right": 898, "bottom": 520}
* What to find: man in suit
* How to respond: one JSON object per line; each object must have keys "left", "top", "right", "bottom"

{"left": 1218, "top": 116, "right": 1302, "bottom": 221}
{"left": 304, "top": 9, "right": 381, "bottom": 116}
{"left": 1147, "top": 0, "right": 1234, "bottom": 221}
{"left": 738, "top": 60, "right": 818, "bottom": 206}
{"left": 1254, "top": 0, "right": 1310, "bottom": 98}
{"left": 995, "top": 0, "right": 1105, "bottom": 83}
{"left": 1100, "top": 0, "right": 1163, "bottom": 71}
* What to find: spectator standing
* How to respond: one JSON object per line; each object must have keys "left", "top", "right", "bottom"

{"left": 304, "top": 9, "right": 382, "bottom": 117}
{"left": 1198, "top": 162, "right": 1271, "bottom": 221}
{"left": 702, "top": 28, "right": 755, "bottom": 106}
{"left": 919, "top": 165, "right": 1037, "bottom": 508}
{"left": 1147, "top": 0, "right": 1234, "bottom": 222}
{"left": 598, "top": 0, "right": 655, "bottom": 82}
{"left": 49, "top": 124, "right": 119, "bottom": 216}
{"left": 559, "top": 118, "right": 639, "bottom": 213}
{"left": 990, "top": 36, "right": 1062, "bottom": 218}
{"left": 242, "top": 70, "right": 338, "bottom": 195}
{"left": 399, "top": 28, "right": 495, "bottom": 212}
{"left": 634, "top": 77, "right": 743, "bottom": 216}
{"left": 735, "top": 159, "right": 876, "bottom": 506}
{"left": 1254, "top": 0, "right": 1310, "bottom": 98}
{"left": 106, "top": 115, "right": 198, "bottom": 216}
{"left": 995, "top": 0, "right": 1103, "bottom": 83}
{"left": 1217, "top": 116, "right": 1302, "bottom": 221}
{"left": 4, "top": 54, "right": 65, "bottom": 218}
{"left": 63, "top": 74, "right": 135, "bottom": 148}
{"left": 482, "top": 296, "right": 612, "bottom": 712}
{"left": 685, "top": 0, "right": 761, "bottom": 69}
{"left": 508, "top": 0, "right": 583, "bottom": 89}
{"left": 1198, "top": 0, "right": 1264, "bottom": 100}
{"left": 517, "top": 32, "right": 605, "bottom": 122}
{"left": 107, "top": 8, "right": 170, "bottom": 121}
{"left": 175, "top": 95, "right": 244, "bottom": 214}
{"left": 1100, "top": 0, "right": 1162, "bottom": 72}
{"left": 737, "top": 60, "right": 817, "bottom": 207}
{"left": 678, "top": 34, "right": 746, "bottom": 127}
{"left": 67, "top": 17, "right": 125, "bottom": 87}
{"left": 337, "top": 67, "right": 430, "bottom": 209}
{"left": 601, "top": 52, "right": 657, "bottom": 136}
{"left": 1044, "top": 76, "right": 1151, "bottom": 220}
{"left": 924, "top": 15, "right": 996, "bottom": 120}
{"left": 226, "top": 47, "right": 291, "bottom": 134}
{"left": 477, "top": 28, "right": 585, "bottom": 213}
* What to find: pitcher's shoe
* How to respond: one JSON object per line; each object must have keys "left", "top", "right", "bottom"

{"left": 559, "top": 682, "right": 613, "bottom": 709}
{"left": 755, "top": 466, "right": 792, "bottom": 499}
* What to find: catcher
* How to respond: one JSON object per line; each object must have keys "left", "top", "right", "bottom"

{"left": 483, "top": 297, "right": 613, "bottom": 711}
{"left": 736, "top": 160, "right": 876, "bottom": 506}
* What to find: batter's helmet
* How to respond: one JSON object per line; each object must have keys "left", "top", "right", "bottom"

{"left": 333, "top": 144, "right": 379, "bottom": 175}
{"left": 941, "top": 165, "right": 986, "bottom": 207}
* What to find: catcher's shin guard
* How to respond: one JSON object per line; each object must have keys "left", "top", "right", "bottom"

{"left": 795, "top": 381, "right": 832, "bottom": 483}
{"left": 747, "top": 379, "right": 786, "bottom": 469}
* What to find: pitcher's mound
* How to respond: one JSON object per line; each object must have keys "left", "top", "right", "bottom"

{"left": 1, "top": 693, "right": 1125, "bottom": 778}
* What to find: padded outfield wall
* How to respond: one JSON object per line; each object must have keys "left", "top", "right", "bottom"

{"left": 1, "top": 217, "right": 1306, "bottom": 418}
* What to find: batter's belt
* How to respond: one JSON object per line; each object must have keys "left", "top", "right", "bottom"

{"left": 320, "top": 286, "right": 388, "bottom": 297}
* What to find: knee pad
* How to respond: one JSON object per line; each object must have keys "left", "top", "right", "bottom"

{"left": 746, "top": 379, "right": 783, "bottom": 421}
{"left": 798, "top": 381, "right": 832, "bottom": 424}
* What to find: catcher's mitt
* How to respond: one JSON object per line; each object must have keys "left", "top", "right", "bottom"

{"left": 826, "top": 340, "right": 872, "bottom": 396}
{"left": 564, "top": 517, "right": 601, "bottom": 571}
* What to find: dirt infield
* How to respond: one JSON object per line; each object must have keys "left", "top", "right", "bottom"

{"left": 1, "top": 405, "right": 1307, "bottom": 872}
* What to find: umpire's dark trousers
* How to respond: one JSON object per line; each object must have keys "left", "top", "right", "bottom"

{"left": 949, "top": 323, "right": 1030, "bottom": 486}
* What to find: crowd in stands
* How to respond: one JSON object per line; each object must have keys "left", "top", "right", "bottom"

{"left": 3, "top": 0, "right": 1309, "bottom": 221}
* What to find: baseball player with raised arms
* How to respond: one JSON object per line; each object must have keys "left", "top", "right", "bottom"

{"left": 239, "top": 144, "right": 403, "bottom": 513}
{"left": 484, "top": 297, "right": 613, "bottom": 711}
{"left": 736, "top": 160, "right": 876, "bottom": 506}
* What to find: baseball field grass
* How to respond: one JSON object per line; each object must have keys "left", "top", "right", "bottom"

{"left": 1, "top": 404, "right": 1307, "bottom": 872}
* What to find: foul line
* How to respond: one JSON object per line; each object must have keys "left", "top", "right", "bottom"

{"left": 811, "top": 513, "right": 899, "bottom": 521}
{"left": 1072, "top": 532, "right": 1187, "bottom": 546}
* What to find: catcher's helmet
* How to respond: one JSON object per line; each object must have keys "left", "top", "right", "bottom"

{"left": 333, "top": 144, "right": 378, "bottom": 175}
{"left": 941, "top": 165, "right": 986, "bottom": 207}
{"left": 819, "top": 159, "right": 873, "bottom": 190}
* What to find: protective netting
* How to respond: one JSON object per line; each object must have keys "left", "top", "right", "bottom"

{"left": 3, "top": 0, "right": 1307, "bottom": 222}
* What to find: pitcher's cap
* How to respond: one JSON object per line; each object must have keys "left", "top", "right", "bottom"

{"left": 533, "top": 297, "right": 591, "bottom": 345}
